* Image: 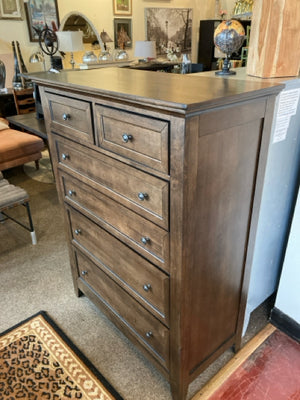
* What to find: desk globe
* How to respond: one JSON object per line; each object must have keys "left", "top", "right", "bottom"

{"left": 214, "top": 19, "right": 245, "bottom": 75}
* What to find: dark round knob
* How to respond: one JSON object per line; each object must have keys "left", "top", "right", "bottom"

{"left": 74, "top": 229, "right": 81, "bottom": 235}
{"left": 138, "top": 192, "right": 148, "bottom": 201}
{"left": 141, "top": 237, "right": 150, "bottom": 245}
{"left": 81, "top": 270, "right": 88, "bottom": 276}
{"left": 122, "top": 134, "right": 133, "bottom": 143}
{"left": 62, "top": 153, "right": 69, "bottom": 160}
{"left": 143, "top": 284, "right": 151, "bottom": 292}
{"left": 62, "top": 113, "right": 70, "bottom": 121}
{"left": 68, "top": 189, "right": 75, "bottom": 196}
{"left": 146, "top": 331, "right": 153, "bottom": 339}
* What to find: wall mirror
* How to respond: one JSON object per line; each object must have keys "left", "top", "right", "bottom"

{"left": 59, "top": 11, "right": 104, "bottom": 50}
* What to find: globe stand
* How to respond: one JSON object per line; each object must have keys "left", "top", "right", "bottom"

{"left": 38, "top": 26, "right": 59, "bottom": 71}
{"left": 215, "top": 55, "right": 236, "bottom": 76}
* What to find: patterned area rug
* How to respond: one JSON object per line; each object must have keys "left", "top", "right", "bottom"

{"left": 0, "top": 311, "right": 123, "bottom": 400}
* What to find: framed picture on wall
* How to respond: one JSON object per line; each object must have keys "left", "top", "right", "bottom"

{"left": 0, "top": 0, "right": 22, "bottom": 19}
{"left": 114, "top": 18, "right": 132, "bottom": 49}
{"left": 146, "top": 8, "right": 192, "bottom": 57}
{"left": 25, "top": 0, "right": 59, "bottom": 42}
{"left": 113, "top": 0, "right": 132, "bottom": 16}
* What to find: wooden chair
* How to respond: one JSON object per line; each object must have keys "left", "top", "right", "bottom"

{"left": 13, "top": 88, "right": 36, "bottom": 115}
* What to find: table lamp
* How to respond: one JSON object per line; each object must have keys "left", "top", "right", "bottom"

{"left": 99, "top": 29, "right": 113, "bottom": 61}
{"left": 56, "top": 31, "right": 84, "bottom": 69}
{"left": 100, "top": 30, "right": 113, "bottom": 51}
{"left": 29, "top": 50, "right": 46, "bottom": 71}
{"left": 134, "top": 41, "right": 156, "bottom": 63}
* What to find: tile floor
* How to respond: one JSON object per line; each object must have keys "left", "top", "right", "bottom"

{"left": 208, "top": 329, "right": 300, "bottom": 400}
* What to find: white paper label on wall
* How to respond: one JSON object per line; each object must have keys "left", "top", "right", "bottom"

{"left": 273, "top": 88, "right": 300, "bottom": 143}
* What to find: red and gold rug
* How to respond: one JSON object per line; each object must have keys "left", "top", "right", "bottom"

{"left": 0, "top": 311, "right": 123, "bottom": 400}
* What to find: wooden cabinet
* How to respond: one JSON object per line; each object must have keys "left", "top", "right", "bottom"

{"left": 33, "top": 67, "right": 282, "bottom": 400}
{"left": 0, "top": 89, "right": 17, "bottom": 117}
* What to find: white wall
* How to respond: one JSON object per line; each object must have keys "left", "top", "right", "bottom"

{"left": 0, "top": 0, "right": 236, "bottom": 80}
{"left": 275, "top": 188, "right": 300, "bottom": 324}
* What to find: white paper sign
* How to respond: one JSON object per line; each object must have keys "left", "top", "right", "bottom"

{"left": 273, "top": 88, "right": 300, "bottom": 143}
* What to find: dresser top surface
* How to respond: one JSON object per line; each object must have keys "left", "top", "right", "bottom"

{"left": 29, "top": 67, "right": 283, "bottom": 114}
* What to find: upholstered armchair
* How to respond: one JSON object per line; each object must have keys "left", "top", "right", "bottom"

{"left": 0, "top": 117, "right": 44, "bottom": 171}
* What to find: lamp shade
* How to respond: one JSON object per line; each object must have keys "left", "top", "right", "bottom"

{"left": 57, "top": 31, "right": 84, "bottom": 52}
{"left": 29, "top": 51, "right": 44, "bottom": 63}
{"left": 134, "top": 41, "right": 156, "bottom": 59}
{"left": 100, "top": 30, "right": 113, "bottom": 44}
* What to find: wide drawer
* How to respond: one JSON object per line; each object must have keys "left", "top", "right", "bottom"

{"left": 46, "top": 91, "right": 94, "bottom": 144}
{"left": 74, "top": 250, "right": 169, "bottom": 368}
{"left": 55, "top": 136, "right": 169, "bottom": 229}
{"left": 59, "top": 171, "right": 169, "bottom": 270}
{"left": 67, "top": 206, "right": 169, "bottom": 323}
{"left": 94, "top": 104, "right": 169, "bottom": 174}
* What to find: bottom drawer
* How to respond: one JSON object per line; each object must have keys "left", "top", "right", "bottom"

{"left": 74, "top": 250, "right": 169, "bottom": 369}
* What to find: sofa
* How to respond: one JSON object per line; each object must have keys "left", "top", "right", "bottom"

{"left": 0, "top": 117, "right": 44, "bottom": 171}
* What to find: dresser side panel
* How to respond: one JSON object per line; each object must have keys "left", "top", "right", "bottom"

{"left": 181, "top": 98, "right": 269, "bottom": 375}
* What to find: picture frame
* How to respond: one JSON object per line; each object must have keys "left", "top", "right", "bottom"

{"left": 114, "top": 18, "right": 132, "bottom": 49}
{"left": 25, "top": 0, "right": 59, "bottom": 42}
{"left": 113, "top": 0, "right": 132, "bottom": 16}
{"left": 0, "top": 0, "right": 22, "bottom": 20}
{"left": 146, "top": 8, "right": 192, "bottom": 57}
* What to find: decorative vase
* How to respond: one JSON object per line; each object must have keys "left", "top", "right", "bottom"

{"left": 115, "top": 50, "right": 128, "bottom": 61}
{"left": 181, "top": 54, "right": 192, "bottom": 74}
{"left": 99, "top": 51, "right": 111, "bottom": 62}
{"left": 83, "top": 51, "right": 98, "bottom": 64}
{"left": 0, "top": 60, "right": 5, "bottom": 89}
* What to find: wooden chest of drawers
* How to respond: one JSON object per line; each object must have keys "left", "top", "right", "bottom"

{"left": 34, "top": 68, "right": 282, "bottom": 400}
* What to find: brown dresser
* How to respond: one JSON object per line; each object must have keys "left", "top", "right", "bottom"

{"left": 32, "top": 68, "right": 282, "bottom": 400}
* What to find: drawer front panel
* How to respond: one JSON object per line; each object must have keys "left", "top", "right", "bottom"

{"left": 75, "top": 250, "right": 169, "bottom": 367}
{"left": 55, "top": 136, "right": 169, "bottom": 229}
{"left": 60, "top": 171, "right": 169, "bottom": 269}
{"left": 67, "top": 206, "right": 169, "bottom": 322}
{"left": 95, "top": 104, "right": 169, "bottom": 174}
{"left": 46, "top": 92, "right": 94, "bottom": 143}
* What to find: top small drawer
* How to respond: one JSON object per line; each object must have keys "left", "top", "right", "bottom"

{"left": 46, "top": 92, "right": 94, "bottom": 144}
{"left": 95, "top": 104, "right": 169, "bottom": 174}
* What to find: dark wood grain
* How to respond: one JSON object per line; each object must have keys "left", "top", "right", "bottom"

{"left": 30, "top": 68, "right": 282, "bottom": 114}
{"left": 94, "top": 103, "right": 169, "bottom": 173}
{"left": 74, "top": 247, "right": 170, "bottom": 368}
{"left": 67, "top": 205, "right": 169, "bottom": 324}
{"left": 35, "top": 70, "right": 283, "bottom": 400}
{"left": 54, "top": 134, "right": 169, "bottom": 229}
{"left": 59, "top": 170, "right": 169, "bottom": 271}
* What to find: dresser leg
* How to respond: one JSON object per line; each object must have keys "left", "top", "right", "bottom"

{"left": 74, "top": 286, "right": 83, "bottom": 297}
{"left": 170, "top": 381, "right": 188, "bottom": 400}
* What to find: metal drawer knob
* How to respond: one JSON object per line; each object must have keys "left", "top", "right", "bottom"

{"left": 138, "top": 192, "right": 148, "bottom": 201}
{"left": 141, "top": 237, "right": 150, "bottom": 245}
{"left": 62, "top": 153, "right": 69, "bottom": 161}
{"left": 68, "top": 189, "right": 76, "bottom": 196}
{"left": 143, "top": 284, "right": 151, "bottom": 292}
{"left": 74, "top": 229, "right": 81, "bottom": 235}
{"left": 146, "top": 331, "right": 153, "bottom": 339}
{"left": 62, "top": 113, "right": 71, "bottom": 121}
{"left": 81, "top": 270, "right": 88, "bottom": 276}
{"left": 122, "top": 134, "right": 133, "bottom": 143}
